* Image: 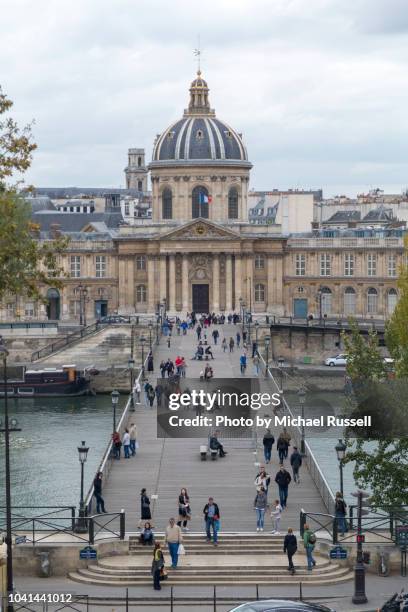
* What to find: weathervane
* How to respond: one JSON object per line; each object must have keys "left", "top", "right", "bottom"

{"left": 193, "top": 36, "right": 202, "bottom": 72}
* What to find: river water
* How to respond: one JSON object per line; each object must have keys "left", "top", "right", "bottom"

{"left": 0, "top": 395, "right": 126, "bottom": 508}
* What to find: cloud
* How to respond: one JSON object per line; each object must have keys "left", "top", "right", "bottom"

{"left": 0, "top": 0, "right": 407, "bottom": 196}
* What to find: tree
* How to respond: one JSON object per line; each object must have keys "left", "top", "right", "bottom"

{"left": 342, "top": 319, "right": 408, "bottom": 508}
{"left": 0, "top": 88, "right": 66, "bottom": 302}
{"left": 386, "top": 239, "right": 408, "bottom": 378}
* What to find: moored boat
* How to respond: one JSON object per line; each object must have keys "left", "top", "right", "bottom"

{"left": 0, "top": 364, "right": 90, "bottom": 397}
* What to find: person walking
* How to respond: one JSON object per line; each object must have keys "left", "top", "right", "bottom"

{"left": 254, "top": 486, "right": 268, "bottom": 532}
{"left": 134, "top": 380, "right": 141, "bottom": 404}
{"left": 196, "top": 325, "right": 202, "bottom": 341}
{"left": 290, "top": 447, "right": 302, "bottom": 483}
{"left": 253, "top": 353, "right": 260, "bottom": 376}
{"left": 271, "top": 498, "right": 282, "bottom": 534}
{"left": 212, "top": 329, "right": 219, "bottom": 345}
{"left": 151, "top": 542, "right": 164, "bottom": 590}
{"left": 229, "top": 337, "right": 235, "bottom": 352}
{"left": 221, "top": 338, "right": 227, "bottom": 352}
{"left": 275, "top": 465, "right": 291, "bottom": 509}
{"left": 147, "top": 352, "right": 154, "bottom": 373}
{"left": 177, "top": 487, "right": 191, "bottom": 531}
{"left": 254, "top": 467, "right": 271, "bottom": 495}
{"left": 277, "top": 433, "right": 288, "bottom": 464}
{"left": 129, "top": 423, "right": 137, "bottom": 456}
{"left": 165, "top": 518, "right": 183, "bottom": 569}
{"left": 236, "top": 332, "right": 241, "bottom": 347}
{"left": 123, "top": 428, "right": 131, "bottom": 459}
{"left": 281, "top": 428, "right": 291, "bottom": 459}
{"left": 112, "top": 431, "right": 121, "bottom": 459}
{"left": 203, "top": 497, "right": 220, "bottom": 546}
{"left": 262, "top": 429, "right": 275, "bottom": 464}
{"left": 252, "top": 341, "right": 258, "bottom": 358}
{"left": 303, "top": 524, "right": 317, "bottom": 570}
{"left": 240, "top": 352, "right": 247, "bottom": 375}
{"left": 334, "top": 492, "right": 348, "bottom": 536}
{"left": 141, "top": 488, "right": 152, "bottom": 521}
{"left": 147, "top": 385, "right": 156, "bottom": 409}
{"left": 160, "top": 360, "right": 166, "bottom": 378}
{"left": 93, "top": 472, "right": 107, "bottom": 513}
{"left": 283, "top": 528, "right": 297, "bottom": 574}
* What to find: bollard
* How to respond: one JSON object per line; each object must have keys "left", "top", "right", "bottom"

{"left": 256, "top": 584, "right": 259, "bottom": 600}
{"left": 88, "top": 517, "right": 94, "bottom": 545}
{"left": 300, "top": 511, "right": 306, "bottom": 537}
{"left": 333, "top": 517, "right": 338, "bottom": 544}
{"left": 171, "top": 586, "right": 174, "bottom": 612}
{"left": 71, "top": 507, "right": 76, "bottom": 532}
{"left": 120, "top": 509, "right": 126, "bottom": 540}
{"left": 213, "top": 584, "right": 217, "bottom": 612}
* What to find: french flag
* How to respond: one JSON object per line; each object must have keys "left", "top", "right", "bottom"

{"left": 199, "top": 193, "right": 212, "bottom": 204}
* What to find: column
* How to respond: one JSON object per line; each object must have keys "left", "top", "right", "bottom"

{"left": 147, "top": 256, "right": 156, "bottom": 313}
{"left": 246, "top": 255, "right": 253, "bottom": 310}
{"left": 275, "top": 256, "right": 283, "bottom": 305}
{"left": 182, "top": 255, "right": 189, "bottom": 312}
{"left": 267, "top": 256, "right": 275, "bottom": 311}
{"left": 226, "top": 254, "right": 233, "bottom": 311}
{"left": 159, "top": 255, "right": 167, "bottom": 304}
{"left": 169, "top": 254, "right": 176, "bottom": 311}
{"left": 212, "top": 255, "right": 220, "bottom": 311}
{"left": 234, "top": 255, "right": 242, "bottom": 307}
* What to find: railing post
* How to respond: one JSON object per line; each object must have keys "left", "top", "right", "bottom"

{"left": 213, "top": 585, "right": 216, "bottom": 612}
{"left": 170, "top": 586, "right": 174, "bottom": 612}
{"left": 300, "top": 511, "right": 306, "bottom": 537}
{"left": 333, "top": 516, "right": 338, "bottom": 544}
{"left": 88, "top": 517, "right": 94, "bottom": 545}
{"left": 390, "top": 511, "right": 394, "bottom": 538}
{"left": 120, "top": 509, "right": 125, "bottom": 540}
{"left": 349, "top": 505, "right": 354, "bottom": 531}
{"left": 71, "top": 507, "right": 76, "bottom": 531}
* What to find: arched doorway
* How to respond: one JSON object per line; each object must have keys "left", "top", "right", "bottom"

{"left": 344, "top": 287, "right": 356, "bottom": 315}
{"left": 192, "top": 186, "right": 209, "bottom": 219}
{"left": 46, "top": 288, "right": 60, "bottom": 320}
{"left": 387, "top": 288, "right": 398, "bottom": 315}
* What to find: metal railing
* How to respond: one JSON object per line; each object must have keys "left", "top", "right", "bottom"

{"left": 257, "top": 353, "right": 336, "bottom": 514}
{"left": 30, "top": 321, "right": 104, "bottom": 361}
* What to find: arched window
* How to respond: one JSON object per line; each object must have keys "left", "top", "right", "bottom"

{"left": 228, "top": 187, "right": 239, "bottom": 219}
{"left": 255, "top": 283, "right": 265, "bottom": 302}
{"left": 367, "top": 288, "right": 378, "bottom": 314}
{"left": 162, "top": 188, "right": 173, "bottom": 219}
{"left": 137, "top": 156, "right": 142, "bottom": 167}
{"left": 344, "top": 287, "right": 356, "bottom": 315}
{"left": 320, "top": 286, "right": 332, "bottom": 315}
{"left": 136, "top": 285, "right": 147, "bottom": 303}
{"left": 387, "top": 288, "right": 398, "bottom": 315}
{"left": 192, "top": 186, "right": 209, "bottom": 219}
{"left": 255, "top": 254, "right": 265, "bottom": 269}
{"left": 138, "top": 180, "right": 143, "bottom": 192}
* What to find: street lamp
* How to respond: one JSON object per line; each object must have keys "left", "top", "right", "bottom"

{"left": 335, "top": 439, "right": 347, "bottom": 498}
{"left": 128, "top": 358, "right": 135, "bottom": 411}
{"left": 278, "top": 356, "right": 284, "bottom": 392}
{"left": 264, "top": 335, "right": 271, "bottom": 378}
{"left": 298, "top": 388, "right": 306, "bottom": 456}
{"left": 155, "top": 314, "right": 160, "bottom": 345}
{"left": 111, "top": 389, "right": 119, "bottom": 434}
{"left": 75, "top": 284, "right": 89, "bottom": 327}
{"left": 317, "top": 286, "right": 323, "bottom": 324}
{"left": 255, "top": 320, "right": 260, "bottom": 344}
{"left": 0, "top": 338, "right": 22, "bottom": 612}
{"left": 140, "top": 336, "right": 146, "bottom": 381}
{"left": 75, "top": 441, "right": 89, "bottom": 533}
{"left": 148, "top": 321, "right": 153, "bottom": 350}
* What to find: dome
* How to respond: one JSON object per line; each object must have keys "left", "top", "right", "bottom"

{"left": 150, "top": 71, "right": 250, "bottom": 167}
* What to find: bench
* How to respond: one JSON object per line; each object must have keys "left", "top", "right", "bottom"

{"left": 200, "top": 445, "right": 218, "bottom": 461}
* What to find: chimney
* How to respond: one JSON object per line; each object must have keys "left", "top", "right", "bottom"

{"left": 50, "top": 223, "right": 61, "bottom": 238}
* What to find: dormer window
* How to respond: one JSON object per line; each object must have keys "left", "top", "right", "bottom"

{"left": 224, "top": 130, "right": 233, "bottom": 138}
{"left": 167, "top": 131, "right": 175, "bottom": 139}
{"left": 196, "top": 129, "right": 204, "bottom": 140}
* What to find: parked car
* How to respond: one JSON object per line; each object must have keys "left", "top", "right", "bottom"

{"left": 100, "top": 315, "right": 129, "bottom": 324}
{"left": 324, "top": 354, "right": 347, "bottom": 367}
{"left": 228, "top": 600, "right": 335, "bottom": 612}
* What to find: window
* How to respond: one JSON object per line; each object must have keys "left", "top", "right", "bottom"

{"left": 24, "top": 302, "right": 35, "bottom": 317}
{"left": 162, "top": 188, "right": 173, "bottom": 219}
{"left": 138, "top": 180, "right": 143, "bottom": 191}
{"left": 367, "top": 253, "right": 377, "bottom": 276}
{"left": 96, "top": 255, "right": 106, "bottom": 278}
{"left": 136, "top": 255, "right": 146, "bottom": 271}
{"left": 136, "top": 285, "right": 147, "bottom": 303}
{"left": 388, "top": 254, "right": 397, "bottom": 277}
{"left": 228, "top": 187, "right": 239, "bottom": 219}
{"left": 196, "top": 129, "right": 204, "bottom": 139}
{"left": 387, "top": 288, "right": 398, "bottom": 315}
{"left": 344, "top": 287, "right": 356, "bottom": 315}
{"left": 69, "top": 300, "right": 81, "bottom": 316}
{"left": 320, "top": 253, "right": 331, "bottom": 276}
{"left": 255, "top": 254, "right": 265, "bottom": 269}
{"left": 344, "top": 254, "right": 354, "bottom": 276}
{"left": 124, "top": 202, "right": 130, "bottom": 215}
{"left": 70, "top": 255, "right": 81, "bottom": 278}
{"left": 254, "top": 283, "right": 265, "bottom": 302}
{"left": 137, "top": 156, "right": 142, "bottom": 167}
{"left": 320, "top": 287, "right": 332, "bottom": 315}
{"left": 192, "top": 186, "right": 209, "bottom": 219}
{"left": 367, "top": 288, "right": 378, "bottom": 314}
{"left": 295, "top": 254, "right": 306, "bottom": 276}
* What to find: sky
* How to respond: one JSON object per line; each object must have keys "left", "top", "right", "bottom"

{"left": 1, "top": 0, "right": 408, "bottom": 197}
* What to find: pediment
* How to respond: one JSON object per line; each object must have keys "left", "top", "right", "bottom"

{"left": 161, "top": 219, "right": 239, "bottom": 240}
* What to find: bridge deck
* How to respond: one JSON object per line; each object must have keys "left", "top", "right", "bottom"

{"left": 101, "top": 322, "right": 327, "bottom": 533}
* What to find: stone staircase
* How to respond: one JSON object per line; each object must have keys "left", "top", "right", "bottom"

{"left": 68, "top": 534, "right": 353, "bottom": 586}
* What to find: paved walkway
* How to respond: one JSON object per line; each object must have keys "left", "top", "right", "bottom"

{"left": 102, "top": 322, "right": 327, "bottom": 533}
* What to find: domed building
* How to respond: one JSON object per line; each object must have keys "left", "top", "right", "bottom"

{"left": 115, "top": 71, "right": 285, "bottom": 315}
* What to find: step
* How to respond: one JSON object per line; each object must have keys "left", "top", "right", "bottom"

{"left": 84, "top": 564, "right": 337, "bottom": 577}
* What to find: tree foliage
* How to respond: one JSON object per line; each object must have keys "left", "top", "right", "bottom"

{"left": 342, "top": 320, "right": 387, "bottom": 383}
{"left": 0, "top": 87, "right": 66, "bottom": 302}
{"left": 386, "top": 239, "right": 408, "bottom": 378}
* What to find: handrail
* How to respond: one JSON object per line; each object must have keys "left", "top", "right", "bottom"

{"left": 30, "top": 321, "right": 104, "bottom": 361}
{"left": 258, "top": 352, "right": 336, "bottom": 514}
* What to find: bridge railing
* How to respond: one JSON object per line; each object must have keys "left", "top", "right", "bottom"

{"left": 257, "top": 352, "right": 336, "bottom": 515}
{"left": 30, "top": 321, "right": 104, "bottom": 361}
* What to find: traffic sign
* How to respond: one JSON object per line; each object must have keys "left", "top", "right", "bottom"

{"left": 79, "top": 546, "right": 97, "bottom": 560}
{"left": 15, "top": 535, "right": 27, "bottom": 545}
{"left": 357, "top": 534, "right": 365, "bottom": 543}
{"left": 330, "top": 546, "right": 348, "bottom": 560}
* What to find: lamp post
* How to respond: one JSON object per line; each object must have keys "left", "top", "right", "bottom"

{"left": 0, "top": 338, "right": 22, "bottom": 612}
{"left": 298, "top": 388, "right": 306, "bottom": 456}
{"left": 128, "top": 358, "right": 135, "bottom": 410}
{"left": 351, "top": 489, "right": 369, "bottom": 605}
{"left": 335, "top": 439, "right": 347, "bottom": 497}
{"left": 76, "top": 284, "right": 89, "bottom": 327}
{"left": 155, "top": 314, "right": 160, "bottom": 345}
{"left": 148, "top": 321, "right": 153, "bottom": 350}
{"left": 278, "top": 356, "right": 284, "bottom": 393}
{"left": 140, "top": 336, "right": 146, "bottom": 381}
{"left": 75, "top": 441, "right": 89, "bottom": 533}
{"left": 317, "top": 286, "right": 323, "bottom": 324}
{"left": 111, "top": 389, "right": 119, "bottom": 434}
{"left": 264, "top": 335, "right": 270, "bottom": 378}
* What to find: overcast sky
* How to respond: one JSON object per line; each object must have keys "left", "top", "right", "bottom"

{"left": 1, "top": 0, "right": 408, "bottom": 197}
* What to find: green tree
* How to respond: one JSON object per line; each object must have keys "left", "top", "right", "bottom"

{"left": 386, "top": 241, "right": 408, "bottom": 378}
{"left": 342, "top": 320, "right": 386, "bottom": 382}
{"left": 0, "top": 88, "right": 66, "bottom": 302}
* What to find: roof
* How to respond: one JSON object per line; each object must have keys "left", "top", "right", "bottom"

{"left": 25, "top": 196, "right": 56, "bottom": 212}
{"left": 32, "top": 211, "right": 123, "bottom": 233}
{"left": 325, "top": 211, "right": 361, "bottom": 223}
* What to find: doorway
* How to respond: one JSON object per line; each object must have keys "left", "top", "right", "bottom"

{"left": 95, "top": 300, "right": 108, "bottom": 319}
{"left": 192, "top": 284, "right": 209, "bottom": 313}
{"left": 46, "top": 288, "right": 60, "bottom": 320}
{"left": 293, "top": 298, "right": 307, "bottom": 318}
